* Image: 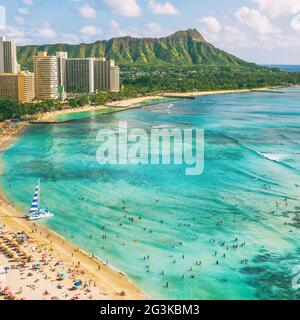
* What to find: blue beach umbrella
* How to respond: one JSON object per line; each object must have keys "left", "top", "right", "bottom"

{"left": 60, "top": 272, "right": 68, "bottom": 279}
{"left": 74, "top": 281, "right": 82, "bottom": 287}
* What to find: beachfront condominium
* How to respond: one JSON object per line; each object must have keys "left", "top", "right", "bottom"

{"left": 56, "top": 52, "right": 68, "bottom": 100}
{"left": 56, "top": 51, "right": 68, "bottom": 88}
{"left": 94, "top": 58, "right": 120, "bottom": 92}
{"left": 56, "top": 52, "right": 120, "bottom": 94}
{"left": 0, "top": 37, "right": 20, "bottom": 74}
{"left": 65, "top": 58, "right": 95, "bottom": 93}
{"left": 109, "top": 64, "right": 120, "bottom": 93}
{"left": 33, "top": 52, "right": 58, "bottom": 100}
{"left": 0, "top": 71, "right": 35, "bottom": 103}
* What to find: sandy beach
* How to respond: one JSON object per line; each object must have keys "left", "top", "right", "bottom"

{"left": 106, "top": 95, "right": 166, "bottom": 108}
{"left": 105, "top": 87, "right": 282, "bottom": 108}
{"left": 161, "top": 89, "right": 254, "bottom": 98}
{"left": 0, "top": 193, "right": 147, "bottom": 300}
{"left": 39, "top": 105, "right": 118, "bottom": 122}
{"left": 0, "top": 121, "right": 28, "bottom": 152}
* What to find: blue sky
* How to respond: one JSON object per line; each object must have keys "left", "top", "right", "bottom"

{"left": 0, "top": 0, "right": 300, "bottom": 64}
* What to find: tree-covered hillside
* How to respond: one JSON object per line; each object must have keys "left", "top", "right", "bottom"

{"left": 17, "top": 29, "right": 256, "bottom": 70}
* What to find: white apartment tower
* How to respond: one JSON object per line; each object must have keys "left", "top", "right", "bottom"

{"left": 0, "top": 37, "right": 19, "bottom": 74}
{"left": 56, "top": 51, "right": 68, "bottom": 88}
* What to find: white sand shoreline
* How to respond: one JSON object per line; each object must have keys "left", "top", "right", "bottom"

{"left": 28, "top": 86, "right": 284, "bottom": 123}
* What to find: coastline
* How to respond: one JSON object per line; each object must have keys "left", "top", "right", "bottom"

{"left": 0, "top": 122, "right": 28, "bottom": 153}
{"left": 39, "top": 105, "right": 118, "bottom": 122}
{"left": 32, "top": 87, "right": 283, "bottom": 123}
{"left": 105, "top": 87, "right": 283, "bottom": 107}
{"left": 0, "top": 122, "right": 147, "bottom": 300}
{"left": 0, "top": 86, "right": 285, "bottom": 300}
{"left": 0, "top": 187, "right": 147, "bottom": 300}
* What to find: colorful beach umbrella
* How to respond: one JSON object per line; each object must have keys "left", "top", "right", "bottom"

{"left": 74, "top": 281, "right": 82, "bottom": 287}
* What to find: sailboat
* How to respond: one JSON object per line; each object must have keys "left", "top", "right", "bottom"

{"left": 28, "top": 179, "right": 54, "bottom": 221}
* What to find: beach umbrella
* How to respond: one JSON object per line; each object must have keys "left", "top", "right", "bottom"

{"left": 35, "top": 264, "right": 43, "bottom": 269}
{"left": 74, "top": 281, "right": 82, "bottom": 287}
{"left": 60, "top": 272, "right": 68, "bottom": 279}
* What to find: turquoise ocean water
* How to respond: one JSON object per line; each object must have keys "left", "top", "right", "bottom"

{"left": 1, "top": 88, "right": 300, "bottom": 300}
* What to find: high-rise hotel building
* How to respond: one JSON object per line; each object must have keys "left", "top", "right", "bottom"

{"left": 65, "top": 58, "right": 95, "bottom": 93}
{"left": 0, "top": 37, "right": 34, "bottom": 103}
{"left": 1, "top": 44, "right": 120, "bottom": 102}
{"left": 0, "top": 37, "right": 20, "bottom": 74}
{"left": 94, "top": 58, "right": 120, "bottom": 92}
{"left": 56, "top": 52, "right": 120, "bottom": 94}
{"left": 33, "top": 52, "right": 58, "bottom": 100}
{"left": 0, "top": 71, "right": 35, "bottom": 103}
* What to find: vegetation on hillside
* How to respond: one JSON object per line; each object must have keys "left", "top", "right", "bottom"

{"left": 17, "top": 29, "right": 255, "bottom": 70}
{"left": 16, "top": 28, "right": 300, "bottom": 93}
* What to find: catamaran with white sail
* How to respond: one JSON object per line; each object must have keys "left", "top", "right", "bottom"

{"left": 28, "top": 179, "right": 54, "bottom": 221}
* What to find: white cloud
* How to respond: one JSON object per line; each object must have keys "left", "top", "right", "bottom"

{"left": 35, "top": 24, "right": 57, "bottom": 39}
{"left": 222, "top": 26, "right": 250, "bottom": 48}
{"left": 110, "top": 19, "right": 120, "bottom": 31}
{"left": 18, "top": 7, "right": 30, "bottom": 15}
{"left": 61, "top": 33, "right": 80, "bottom": 44}
{"left": 252, "top": 0, "right": 300, "bottom": 18}
{"left": 3, "top": 25, "right": 32, "bottom": 45}
{"left": 291, "top": 12, "right": 300, "bottom": 32}
{"left": 148, "top": 0, "right": 179, "bottom": 15}
{"left": 109, "top": 20, "right": 139, "bottom": 37}
{"left": 236, "top": 7, "right": 281, "bottom": 34}
{"left": 259, "top": 34, "right": 300, "bottom": 49}
{"left": 77, "top": 4, "right": 97, "bottom": 19}
{"left": 199, "top": 16, "right": 222, "bottom": 33}
{"left": 80, "top": 25, "right": 102, "bottom": 36}
{"left": 6, "top": 25, "right": 26, "bottom": 38}
{"left": 103, "top": 0, "right": 141, "bottom": 17}
{"left": 200, "top": 23, "right": 251, "bottom": 49}
{"left": 147, "top": 22, "right": 163, "bottom": 33}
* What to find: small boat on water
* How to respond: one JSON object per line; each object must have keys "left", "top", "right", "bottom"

{"left": 28, "top": 179, "right": 54, "bottom": 221}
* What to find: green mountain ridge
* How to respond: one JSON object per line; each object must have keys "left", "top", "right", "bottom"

{"left": 17, "top": 29, "right": 256, "bottom": 70}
